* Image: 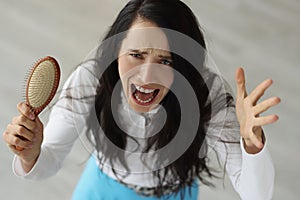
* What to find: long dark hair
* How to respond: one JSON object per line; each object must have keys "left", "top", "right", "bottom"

{"left": 84, "top": 0, "right": 234, "bottom": 198}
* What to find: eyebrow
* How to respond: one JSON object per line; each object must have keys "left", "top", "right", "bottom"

{"left": 157, "top": 55, "right": 172, "bottom": 60}
{"left": 128, "top": 49, "right": 148, "bottom": 55}
{"left": 128, "top": 49, "right": 172, "bottom": 60}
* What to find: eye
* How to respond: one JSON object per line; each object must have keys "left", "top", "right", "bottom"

{"left": 129, "top": 52, "right": 143, "bottom": 59}
{"left": 160, "top": 59, "right": 173, "bottom": 66}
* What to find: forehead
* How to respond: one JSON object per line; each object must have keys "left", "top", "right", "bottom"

{"left": 119, "top": 20, "right": 170, "bottom": 55}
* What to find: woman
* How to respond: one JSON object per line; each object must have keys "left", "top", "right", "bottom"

{"left": 2, "top": 0, "right": 280, "bottom": 199}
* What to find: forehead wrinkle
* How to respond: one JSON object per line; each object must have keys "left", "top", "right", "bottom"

{"left": 124, "top": 27, "right": 170, "bottom": 53}
{"left": 137, "top": 48, "right": 172, "bottom": 58}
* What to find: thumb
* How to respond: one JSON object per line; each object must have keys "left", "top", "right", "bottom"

{"left": 34, "top": 117, "right": 44, "bottom": 136}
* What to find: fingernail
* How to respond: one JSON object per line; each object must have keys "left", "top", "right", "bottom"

{"left": 30, "top": 114, "right": 35, "bottom": 120}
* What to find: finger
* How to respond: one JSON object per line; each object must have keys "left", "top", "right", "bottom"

{"left": 12, "top": 115, "right": 37, "bottom": 132}
{"left": 2, "top": 130, "right": 33, "bottom": 149}
{"left": 9, "top": 124, "right": 35, "bottom": 142}
{"left": 235, "top": 67, "right": 247, "bottom": 99}
{"left": 249, "top": 79, "right": 273, "bottom": 105}
{"left": 7, "top": 143, "right": 22, "bottom": 154}
{"left": 254, "top": 115, "right": 279, "bottom": 127}
{"left": 34, "top": 116, "right": 44, "bottom": 137}
{"left": 252, "top": 97, "right": 281, "bottom": 116}
{"left": 17, "top": 102, "right": 35, "bottom": 121}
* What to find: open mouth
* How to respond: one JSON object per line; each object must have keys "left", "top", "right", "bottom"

{"left": 131, "top": 84, "right": 160, "bottom": 106}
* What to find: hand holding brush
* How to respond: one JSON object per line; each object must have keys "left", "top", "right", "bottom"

{"left": 3, "top": 56, "right": 60, "bottom": 172}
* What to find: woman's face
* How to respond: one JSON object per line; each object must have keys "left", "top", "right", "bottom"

{"left": 118, "top": 19, "right": 174, "bottom": 113}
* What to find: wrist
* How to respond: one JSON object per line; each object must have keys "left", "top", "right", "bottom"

{"left": 19, "top": 152, "right": 40, "bottom": 173}
{"left": 243, "top": 129, "right": 265, "bottom": 154}
{"left": 243, "top": 139, "right": 261, "bottom": 154}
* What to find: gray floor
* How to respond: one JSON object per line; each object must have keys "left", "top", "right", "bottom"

{"left": 0, "top": 0, "right": 299, "bottom": 199}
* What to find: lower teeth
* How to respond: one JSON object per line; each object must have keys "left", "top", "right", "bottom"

{"left": 135, "top": 94, "right": 153, "bottom": 104}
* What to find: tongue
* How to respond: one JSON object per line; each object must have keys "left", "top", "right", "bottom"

{"left": 135, "top": 90, "right": 154, "bottom": 101}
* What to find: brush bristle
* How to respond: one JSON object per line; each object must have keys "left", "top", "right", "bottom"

{"left": 23, "top": 56, "right": 60, "bottom": 115}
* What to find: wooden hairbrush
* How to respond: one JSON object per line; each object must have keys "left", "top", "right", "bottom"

{"left": 16, "top": 56, "right": 60, "bottom": 150}
{"left": 25, "top": 56, "right": 60, "bottom": 115}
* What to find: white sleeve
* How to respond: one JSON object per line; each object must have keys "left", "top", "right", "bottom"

{"left": 12, "top": 62, "right": 98, "bottom": 180}
{"left": 205, "top": 74, "right": 274, "bottom": 200}
{"left": 209, "top": 109, "right": 274, "bottom": 200}
{"left": 237, "top": 137, "right": 274, "bottom": 200}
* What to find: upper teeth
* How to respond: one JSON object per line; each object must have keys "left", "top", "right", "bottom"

{"left": 135, "top": 85, "right": 155, "bottom": 93}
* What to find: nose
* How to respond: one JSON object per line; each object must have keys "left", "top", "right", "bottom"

{"left": 138, "top": 60, "right": 174, "bottom": 87}
{"left": 139, "top": 61, "right": 157, "bottom": 84}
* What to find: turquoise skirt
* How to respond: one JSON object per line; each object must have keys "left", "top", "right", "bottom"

{"left": 72, "top": 157, "right": 199, "bottom": 200}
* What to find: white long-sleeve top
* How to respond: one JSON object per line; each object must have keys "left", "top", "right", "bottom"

{"left": 12, "top": 62, "right": 274, "bottom": 200}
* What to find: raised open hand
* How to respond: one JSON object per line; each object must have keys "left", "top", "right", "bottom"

{"left": 235, "top": 67, "right": 280, "bottom": 153}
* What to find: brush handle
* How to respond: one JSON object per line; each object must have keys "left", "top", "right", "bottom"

{"left": 15, "top": 56, "right": 60, "bottom": 151}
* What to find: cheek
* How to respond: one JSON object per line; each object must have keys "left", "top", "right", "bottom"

{"left": 166, "top": 71, "right": 174, "bottom": 88}
{"left": 118, "top": 57, "right": 128, "bottom": 78}
{"left": 117, "top": 58, "right": 128, "bottom": 92}
{"left": 118, "top": 56, "right": 138, "bottom": 94}
{"left": 118, "top": 56, "right": 139, "bottom": 79}
{"left": 154, "top": 66, "right": 174, "bottom": 89}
